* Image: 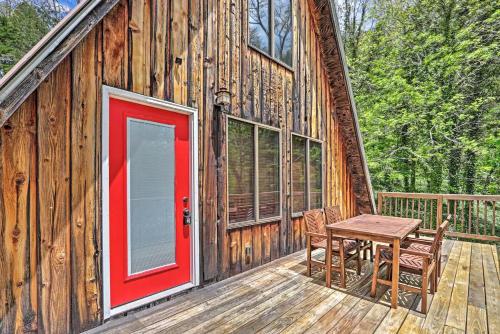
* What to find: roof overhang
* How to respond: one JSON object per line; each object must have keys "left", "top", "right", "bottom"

{"left": 0, "top": 0, "right": 119, "bottom": 126}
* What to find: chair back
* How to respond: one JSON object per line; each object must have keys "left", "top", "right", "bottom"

{"left": 303, "top": 209, "right": 326, "bottom": 243}
{"left": 324, "top": 206, "right": 343, "bottom": 225}
{"left": 430, "top": 214, "right": 451, "bottom": 255}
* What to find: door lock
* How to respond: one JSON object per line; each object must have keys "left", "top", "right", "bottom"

{"left": 183, "top": 208, "right": 192, "bottom": 225}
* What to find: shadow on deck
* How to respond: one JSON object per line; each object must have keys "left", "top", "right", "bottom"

{"left": 88, "top": 240, "right": 499, "bottom": 333}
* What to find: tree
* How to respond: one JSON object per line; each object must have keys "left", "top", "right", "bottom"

{"left": 335, "top": 0, "right": 499, "bottom": 195}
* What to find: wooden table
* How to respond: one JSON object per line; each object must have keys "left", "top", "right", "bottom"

{"left": 325, "top": 214, "right": 421, "bottom": 308}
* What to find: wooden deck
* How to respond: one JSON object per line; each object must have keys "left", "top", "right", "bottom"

{"left": 90, "top": 240, "right": 499, "bottom": 334}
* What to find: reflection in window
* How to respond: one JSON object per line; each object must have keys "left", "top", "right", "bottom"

{"left": 309, "top": 141, "right": 323, "bottom": 209}
{"left": 228, "top": 118, "right": 281, "bottom": 225}
{"left": 274, "top": 0, "right": 292, "bottom": 65}
{"left": 292, "top": 136, "right": 307, "bottom": 213}
{"left": 292, "top": 135, "right": 323, "bottom": 213}
{"left": 258, "top": 128, "right": 280, "bottom": 219}
{"left": 249, "top": 0, "right": 270, "bottom": 54}
{"left": 228, "top": 119, "right": 255, "bottom": 223}
{"left": 248, "top": 0, "right": 292, "bottom": 66}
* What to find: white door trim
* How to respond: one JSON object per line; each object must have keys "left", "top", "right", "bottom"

{"left": 101, "top": 85, "right": 200, "bottom": 319}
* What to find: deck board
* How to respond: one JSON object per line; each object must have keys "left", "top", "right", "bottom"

{"left": 88, "top": 240, "right": 499, "bottom": 334}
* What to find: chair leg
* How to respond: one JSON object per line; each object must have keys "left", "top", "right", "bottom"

{"left": 421, "top": 263, "right": 429, "bottom": 314}
{"left": 370, "top": 242, "right": 374, "bottom": 262}
{"left": 356, "top": 244, "right": 362, "bottom": 275}
{"left": 430, "top": 269, "right": 436, "bottom": 295}
{"left": 306, "top": 236, "right": 312, "bottom": 277}
{"left": 370, "top": 248, "right": 381, "bottom": 297}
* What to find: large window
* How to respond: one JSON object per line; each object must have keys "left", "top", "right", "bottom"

{"left": 228, "top": 117, "right": 281, "bottom": 226}
{"left": 292, "top": 134, "right": 323, "bottom": 214}
{"left": 249, "top": 0, "right": 293, "bottom": 66}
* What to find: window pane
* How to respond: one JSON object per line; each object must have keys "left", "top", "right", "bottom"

{"left": 127, "top": 119, "right": 175, "bottom": 274}
{"left": 249, "top": 0, "right": 270, "bottom": 54}
{"left": 258, "top": 128, "right": 280, "bottom": 219}
{"left": 228, "top": 119, "right": 255, "bottom": 223}
{"left": 309, "top": 141, "right": 323, "bottom": 209}
{"left": 292, "top": 136, "right": 307, "bottom": 213}
{"left": 274, "top": 0, "right": 292, "bottom": 65}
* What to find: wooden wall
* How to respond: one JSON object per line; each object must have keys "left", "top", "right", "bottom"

{"left": 0, "top": 0, "right": 361, "bottom": 332}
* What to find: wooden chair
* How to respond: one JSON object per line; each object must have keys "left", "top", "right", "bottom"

{"left": 324, "top": 206, "right": 374, "bottom": 262}
{"left": 370, "top": 216, "right": 450, "bottom": 313}
{"left": 304, "top": 209, "right": 361, "bottom": 287}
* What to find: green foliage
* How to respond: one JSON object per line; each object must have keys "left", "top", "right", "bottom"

{"left": 0, "top": 1, "right": 63, "bottom": 76}
{"left": 339, "top": 0, "right": 499, "bottom": 195}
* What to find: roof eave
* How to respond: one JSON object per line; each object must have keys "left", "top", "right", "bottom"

{"left": 327, "top": 0, "right": 376, "bottom": 212}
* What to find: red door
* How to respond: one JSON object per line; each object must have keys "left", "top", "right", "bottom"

{"left": 109, "top": 97, "right": 191, "bottom": 307}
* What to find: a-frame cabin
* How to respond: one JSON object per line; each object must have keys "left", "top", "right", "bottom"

{"left": 0, "top": 0, "right": 374, "bottom": 332}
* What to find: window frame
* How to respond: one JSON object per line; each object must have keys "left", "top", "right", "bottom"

{"left": 226, "top": 115, "right": 283, "bottom": 229}
{"left": 291, "top": 133, "right": 324, "bottom": 217}
{"left": 247, "top": 0, "right": 294, "bottom": 70}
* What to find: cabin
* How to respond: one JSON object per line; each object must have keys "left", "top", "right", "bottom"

{"left": 0, "top": 0, "right": 388, "bottom": 332}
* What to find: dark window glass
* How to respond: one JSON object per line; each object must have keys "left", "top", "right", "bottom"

{"left": 274, "top": 0, "right": 292, "bottom": 65}
{"left": 292, "top": 136, "right": 307, "bottom": 213}
{"left": 249, "top": 0, "right": 270, "bottom": 54}
{"left": 309, "top": 141, "right": 323, "bottom": 209}
{"left": 228, "top": 119, "right": 255, "bottom": 223}
{"left": 258, "top": 128, "right": 280, "bottom": 219}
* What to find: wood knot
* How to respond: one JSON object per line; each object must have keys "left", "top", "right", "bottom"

{"left": 49, "top": 116, "right": 56, "bottom": 123}
{"left": 12, "top": 226, "right": 21, "bottom": 237}
{"left": 16, "top": 281, "right": 23, "bottom": 287}
{"left": 15, "top": 173, "right": 26, "bottom": 185}
{"left": 56, "top": 251, "right": 66, "bottom": 263}
{"left": 3, "top": 122, "right": 13, "bottom": 132}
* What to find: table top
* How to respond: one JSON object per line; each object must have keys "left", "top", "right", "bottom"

{"left": 326, "top": 214, "right": 421, "bottom": 241}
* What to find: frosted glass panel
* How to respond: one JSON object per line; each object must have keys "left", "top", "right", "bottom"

{"left": 127, "top": 118, "right": 175, "bottom": 274}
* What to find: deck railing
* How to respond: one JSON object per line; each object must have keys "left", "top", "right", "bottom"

{"left": 377, "top": 192, "right": 500, "bottom": 242}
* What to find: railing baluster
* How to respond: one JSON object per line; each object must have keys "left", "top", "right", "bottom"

{"left": 453, "top": 200, "right": 457, "bottom": 231}
{"left": 483, "top": 201, "right": 488, "bottom": 236}
{"left": 417, "top": 199, "right": 421, "bottom": 220}
{"left": 430, "top": 200, "right": 434, "bottom": 230}
{"left": 492, "top": 201, "right": 496, "bottom": 236}
{"left": 467, "top": 201, "right": 474, "bottom": 234}
{"left": 400, "top": 198, "right": 403, "bottom": 217}
{"left": 405, "top": 198, "right": 409, "bottom": 217}
{"left": 411, "top": 198, "right": 415, "bottom": 218}
{"left": 423, "top": 199, "right": 427, "bottom": 229}
{"left": 476, "top": 200, "right": 479, "bottom": 235}
{"left": 461, "top": 200, "right": 465, "bottom": 233}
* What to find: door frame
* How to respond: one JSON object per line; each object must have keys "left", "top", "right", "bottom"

{"left": 101, "top": 86, "right": 200, "bottom": 319}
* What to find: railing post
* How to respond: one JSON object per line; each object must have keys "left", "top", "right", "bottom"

{"left": 437, "top": 195, "right": 443, "bottom": 226}
{"left": 377, "top": 192, "right": 383, "bottom": 215}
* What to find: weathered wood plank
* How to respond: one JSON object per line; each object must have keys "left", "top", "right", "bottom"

{"left": 0, "top": 95, "right": 37, "bottom": 334}
{"left": 37, "top": 58, "right": 71, "bottom": 334}
{"left": 482, "top": 243, "right": 500, "bottom": 334}
{"left": 241, "top": 227, "right": 253, "bottom": 272}
{"left": 102, "top": 0, "right": 128, "bottom": 88}
{"left": 446, "top": 242, "right": 471, "bottom": 331}
{"left": 151, "top": 0, "right": 169, "bottom": 99}
{"left": 421, "top": 241, "right": 463, "bottom": 334}
{"left": 202, "top": 0, "right": 219, "bottom": 281}
{"left": 171, "top": 0, "right": 188, "bottom": 104}
{"left": 129, "top": 0, "right": 151, "bottom": 94}
{"left": 70, "top": 28, "right": 101, "bottom": 332}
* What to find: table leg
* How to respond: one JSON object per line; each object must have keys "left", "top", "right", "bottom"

{"left": 325, "top": 230, "right": 332, "bottom": 288}
{"left": 391, "top": 238, "right": 400, "bottom": 309}
{"left": 339, "top": 238, "right": 346, "bottom": 288}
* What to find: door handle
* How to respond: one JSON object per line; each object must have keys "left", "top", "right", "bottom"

{"left": 183, "top": 208, "right": 191, "bottom": 225}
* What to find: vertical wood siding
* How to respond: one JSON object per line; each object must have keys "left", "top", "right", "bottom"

{"left": 0, "top": 0, "right": 365, "bottom": 332}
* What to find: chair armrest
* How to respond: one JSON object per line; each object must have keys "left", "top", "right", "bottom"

{"left": 376, "top": 244, "right": 433, "bottom": 260}
{"left": 404, "top": 237, "right": 433, "bottom": 245}
{"left": 417, "top": 228, "right": 437, "bottom": 236}
{"left": 305, "top": 232, "right": 327, "bottom": 239}
{"left": 400, "top": 248, "right": 433, "bottom": 260}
